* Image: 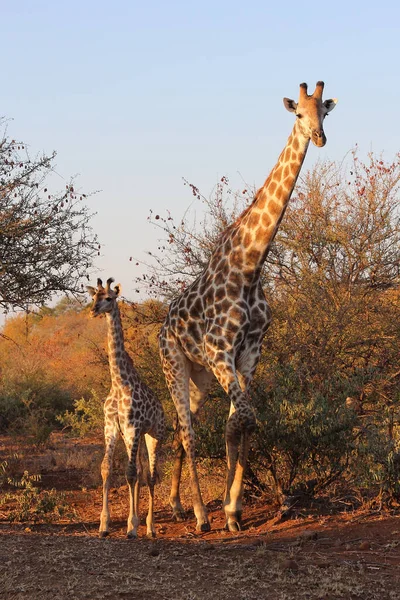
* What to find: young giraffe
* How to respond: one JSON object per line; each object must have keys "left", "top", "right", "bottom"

{"left": 87, "top": 278, "right": 166, "bottom": 538}
{"left": 159, "top": 81, "right": 337, "bottom": 532}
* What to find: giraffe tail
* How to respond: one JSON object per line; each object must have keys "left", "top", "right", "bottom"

{"left": 138, "top": 436, "right": 162, "bottom": 486}
{"left": 137, "top": 436, "right": 147, "bottom": 487}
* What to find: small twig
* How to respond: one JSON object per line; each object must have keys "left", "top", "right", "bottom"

{"left": 80, "top": 521, "right": 96, "bottom": 537}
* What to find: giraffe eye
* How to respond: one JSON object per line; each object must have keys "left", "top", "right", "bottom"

{"left": 295, "top": 113, "right": 302, "bottom": 119}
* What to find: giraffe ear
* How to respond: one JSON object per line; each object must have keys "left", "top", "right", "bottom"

{"left": 283, "top": 98, "right": 297, "bottom": 113}
{"left": 114, "top": 284, "right": 122, "bottom": 297}
{"left": 86, "top": 286, "right": 96, "bottom": 297}
{"left": 323, "top": 98, "right": 337, "bottom": 113}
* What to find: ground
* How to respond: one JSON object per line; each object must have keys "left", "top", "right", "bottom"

{"left": 1, "top": 434, "right": 399, "bottom": 599}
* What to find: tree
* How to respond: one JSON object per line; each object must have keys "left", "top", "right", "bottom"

{"left": 0, "top": 119, "right": 98, "bottom": 312}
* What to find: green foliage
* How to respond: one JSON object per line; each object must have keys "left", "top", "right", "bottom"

{"left": 352, "top": 407, "right": 400, "bottom": 502}
{"left": 195, "top": 392, "right": 227, "bottom": 459}
{"left": 0, "top": 469, "right": 73, "bottom": 523}
{"left": 57, "top": 390, "right": 104, "bottom": 436}
{"left": 0, "top": 391, "right": 25, "bottom": 432}
{"left": 0, "top": 460, "right": 8, "bottom": 486}
{"left": 249, "top": 366, "right": 359, "bottom": 500}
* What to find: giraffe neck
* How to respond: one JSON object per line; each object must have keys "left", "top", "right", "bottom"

{"left": 230, "top": 119, "right": 310, "bottom": 277}
{"left": 106, "top": 303, "right": 129, "bottom": 384}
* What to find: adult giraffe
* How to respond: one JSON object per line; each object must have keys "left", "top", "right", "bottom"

{"left": 159, "top": 81, "right": 337, "bottom": 532}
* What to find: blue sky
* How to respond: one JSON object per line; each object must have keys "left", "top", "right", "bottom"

{"left": 2, "top": 0, "right": 400, "bottom": 301}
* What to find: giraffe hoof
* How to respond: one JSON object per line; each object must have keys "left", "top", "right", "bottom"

{"left": 99, "top": 531, "right": 109, "bottom": 538}
{"left": 225, "top": 511, "right": 242, "bottom": 532}
{"left": 172, "top": 509, "right": 187, "bottom": 523}
{"left": 227, "top": 520, "right": 242, "bottom": 533}
{"left": 126, "top": 531, "right": 138, "bottom": 539}
{"left": 147, "top": 531, "right": 156, "bottom": 539}
{"left": 196, "top": 521, "right": 211, "bottom": 533}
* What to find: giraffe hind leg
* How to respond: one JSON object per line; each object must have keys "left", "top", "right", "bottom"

{"left": 169, "top": 424, "right": 187, "bottom": 522}
{"left": 207, "top": 357, "right": 256, "bottom": 532}
{"left": 144, "top": 433, "right": 161, "bottom": 538}
{"left": 169, "top": 367, "right": 213, "bottom": 523}
{"left": 161, "top": 348, "right": 210, "bottom": 532}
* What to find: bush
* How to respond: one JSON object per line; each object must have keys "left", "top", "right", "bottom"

{"left": 0, "top": 378, "right": 73, "bottom": 443}
{"left": 0, "top": 469, "right": 73, "bottom": 523}
{"left": 58, "top": 390, "right": 104, "bottom": 436}
{"left": 195, "top": 392, "right": 227, "bottom": 459}
{"left": 352, "top": 406, "right": 400, "bottom": 503}
{"left": 249, "top": 365, "right": 359, "bottom": 502}
{"left": 0, "top": 391, "right": 26, "bottom": 432}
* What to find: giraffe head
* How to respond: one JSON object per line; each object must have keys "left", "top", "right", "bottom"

{"left": 86, "top": 277, "right": 121, "bottom": 317}
{"left": 283, "top": 81, "right": 337, "bottom": 147}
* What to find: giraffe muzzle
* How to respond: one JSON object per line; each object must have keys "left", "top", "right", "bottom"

{"left": 312, "top": 129, "right": 326, "bottom": 148}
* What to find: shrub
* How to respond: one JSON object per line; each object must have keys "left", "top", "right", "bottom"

{"left": 0, "top": 469, "right": 73, "bottom": 523}
{"left": 0, "top": 391, "right": 26, "bottom": 432}
{"left": 249, "top": 366, "right": 359, "bottom": 502}
{"left": 352, "top": 406, "right": 400, "bottom": 503}
{"left": 58, "top": 390, "right": 104, "bottom": 436}
{"left": 195, "top": 392, "right": 227, "bottom": 459}
{"left": 0, "top": 378, "right": 73, "bottom": 444}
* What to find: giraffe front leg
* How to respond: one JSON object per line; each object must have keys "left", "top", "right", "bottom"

{"left": 210, "top": 361, "right": 256, "bottom": 533}
{"left": 99, "top": 419, "right": 118, "bottom": 538}
{"left": 99, "top": 454, "right": 113, "bottom": 537}
{"left": 127, "top": 478, "right": 140, "bottom": 539}
{"left": 223, "top": 353, "right": 260, "bottom": 531}
{"left": 223, "top": 403, "right": 241, "bottom": 532}
{"left": 126, "top": 474, "right": 140, "bottom": 539}
{"left": 223, "top": 427, "right": 251, "bottom": 532}
{"left": 223, "top": 404, "right": 254, "bottom": 532}
{"left": 125, "top": 431, "right": 141, "bottom": 539}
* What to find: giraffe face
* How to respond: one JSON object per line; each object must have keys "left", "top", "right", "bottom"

{"left": 283, "top": 81, "right": 337, "bottom": 148}
{"left": 87, "top": 277, "right": 121, "bottom": 317}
